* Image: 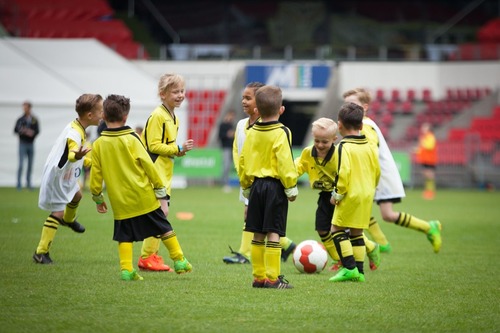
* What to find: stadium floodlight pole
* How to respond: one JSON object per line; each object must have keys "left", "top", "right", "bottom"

{"left": 428, "top": 0, "right": 485, "bottom": 44}
{"left": 141, "top": 0, "right": 181, "bottom": 44}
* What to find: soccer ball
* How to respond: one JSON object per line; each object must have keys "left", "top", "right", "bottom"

{"left": 292, "top": 240, "right": 328, "bottom": 274}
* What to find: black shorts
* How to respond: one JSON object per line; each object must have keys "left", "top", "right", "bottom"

{"left": 316, "top": 191, "right": 335, "bottom": 232}
{"left": 113, "top": 207, "right": 173, "bottom": 242}
{"left": 375, "top": 197, "right": 402, "bottom": 205}
{"left": 245, "top": 177, "right": 288, "bottom": 237}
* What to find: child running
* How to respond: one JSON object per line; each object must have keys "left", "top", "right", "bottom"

{"left": 343, "top": 88, "right": 442, "bottom": 253}
{"left": 34, "top": 94, "right": 103, "bottom": 264}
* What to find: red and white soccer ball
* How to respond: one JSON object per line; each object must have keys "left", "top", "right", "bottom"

{"left": 292, "top": 240, "right": 328, "bottom": 274}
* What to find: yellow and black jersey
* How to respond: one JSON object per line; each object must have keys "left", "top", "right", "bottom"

{"left": 332, "top": 134, "right": 380, "bottom": 229}
{"left": 239, "top": 120, "right": 298, "bottom": 190}
{"left": 90, "top": 126, "right": 162, "bottom": 220}
{"left": 142, "top": 104, "right": 180, "bottom": 195}
{"left": 295, "top": 144, "right": 336, "bottom": 191}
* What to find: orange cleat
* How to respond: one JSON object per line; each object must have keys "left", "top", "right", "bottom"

{"left": 138, "top": 253, "right": 173, "bottom": 272}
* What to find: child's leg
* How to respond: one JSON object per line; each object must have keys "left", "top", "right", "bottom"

{"left": 35, "top": 214, "right": 61, "bottom": 254}
{"left": 395, "top": 212, "right": 442, "bottom": 253}
{"left": 60, "top": 191, "right": 85, "bottom": 233}
{"left": 238, "top": 230, "right": 253, "bottom": 259}
{"left": 161, "top": 231, "right": 183, "bottom": 261}
{"left": 329, "top": 230, "right": 361, "bottom": 282}
{"left": 350, "top": 234, "right": 366, "bottom": 275}
{"left": 279, "top": 236, "right": 296, "bottom": 262}
{"left": 140, "top": 237, "right": 161, "bottom": 259}
{"left": 118, "top": 242, "right": 134, "bottom": 272}
{"left": 265, "top": 239, "right": 281, "bottom": 282}
{"left": 367, "top": 216, "right": 390, "bottom": 250}
{"left": 63, "top": 191, "right": 82, "bottom": 222}
{"left": 332, "top": 230, "right": 356, "bottom": 269}
{"left": 161, "top": 231, "right": 192, "bottom": 274}
{"left": 119, "top": 242, "right": 143, "bottom": 281}
{"left": 250, "top": 237, "right": 266, "bottom": 285}
{"left": 320, "top": 231, "right": 340, "bottom": 261}
{"left": 364, "top": 233, "right": 381, "bottom": 270}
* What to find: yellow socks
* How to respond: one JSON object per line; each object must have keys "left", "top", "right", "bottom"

{"left": 161, "top": 232, "right": 184, "bottom": 261}
{"left": 36, "top": 215, "right": 59, "bottom": 254}
{"left": 141, "top": 236, "right": 161, "bottom": 259}
{"left": 320, "top": 233, "right": 340, "bottom": 261}
{"left": 396, "top": 212, "right": 431, "bottom": 233}
{"left": 265, "top": 241, "right": 281, "bottom": 282}
{"left": 351, "top": 235, "right": 366, "bottom": 274}
{"left": 363, "top": 233, "right": 376, "bottom": 253}
{"left": 368, "top": 217, "right": 389, "bottom": 246}
{"left": 279, "top": 237, "right": 292, "bottom": 250}
{"left": 63, "top": 201, "right": 79, "bottom": 222}
{"left": 239, "top": 231, "right": 253, "bottom": 259}
{"left": 332, "top": 231, "right": 356, "bottom": 269}
{"left": 251, "top": 240, "right": 266, "bottom": 281}
{"left": 118, "top": 242, "right": 133, "bottom": 272}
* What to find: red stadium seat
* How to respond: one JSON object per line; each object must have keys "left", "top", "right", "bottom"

{"left": 406, "top": 89, "right": 416, "bottom": 102}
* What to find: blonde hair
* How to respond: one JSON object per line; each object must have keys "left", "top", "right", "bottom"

{"left": 312, "top": 117, "right": 337, "bottom": 137}
{"left": 342, "top": 87, "right": 372, "bottom": 105}
{"left": 158, "top": 73, "right": 185, "bottom": 97}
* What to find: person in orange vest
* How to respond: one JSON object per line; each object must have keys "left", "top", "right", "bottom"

{"left": 416, "top": 122, "right": 437, "bottom": 200}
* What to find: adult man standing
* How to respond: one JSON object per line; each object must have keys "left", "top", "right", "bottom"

{"left": 14, "top": 101, "right": 40, "bottom": 190}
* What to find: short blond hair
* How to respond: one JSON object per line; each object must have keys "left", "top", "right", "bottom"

{"left": 342, "top": 87, "right": 372, "bottom": 105}
{"left": 312, "top": 117, "right": 337, "bottom": 137}
{"left": 158, "top": 73, "right": 185, "bottom": 97}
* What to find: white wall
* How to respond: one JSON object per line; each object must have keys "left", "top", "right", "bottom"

{"left": 2, "top": 38, "right": 500, "bottom": 187}
{"left": 339, "top": 61, "right": 500, "bottom": 100}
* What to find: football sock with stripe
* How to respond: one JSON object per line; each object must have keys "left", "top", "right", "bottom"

{"left": 332, "top": 230, "right": 356, "bottom": 269}
{"left": 239, "top": 231, "right": 253, "bottom": 258}
{"left": 251, "top": 239, "right": 266, "bottom": 281}
{"left": 395, "top": 212, "right": 431, "bottom": 233}
{"left": 63, "top": 200, "right": 79, "bottom": 223}
{"left": 36, "top": 215, "right": 59, "bottom": 254}
{"left": 265, "top": 241, "right": 281, "bottom": 282}
{"left": 351, "top": 235, "right": 366, "bottom": 275}
{"left": 368, "top": 217, "right": 389, "bottom": 246}
{"left": 162, "top": 231, "right": 184, "bottom": 261}
{"left": 320, "top": 232, "right": 340, "bottom": 261}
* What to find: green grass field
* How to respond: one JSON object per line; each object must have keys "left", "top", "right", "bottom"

{"left": 1, "top": 186, "right": 499, "bottom": 332}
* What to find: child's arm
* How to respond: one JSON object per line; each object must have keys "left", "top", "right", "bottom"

{"left": 276, "top": 135, "right": 298, "bottom": 201}
{"left": 89, "top": 143, "right": 107, "bottom": 213}
{"left": 68, "top": 139, "right": 91, "bottom": 162}
{"left": 330, "top": 148, "right": 350, "bottom": 206}
{"left": 145, "top": 115, "right": 188, "bottom": 157}
{"left": 136, "top": 140, "right": 167, "bottom": 194}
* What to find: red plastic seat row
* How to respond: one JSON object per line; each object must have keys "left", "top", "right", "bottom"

{"left": 437, "top": 141, "right": 467, "bottom": 165}
{"left": 6, "top": 0, "right": 113, "bottom": 21}
{"left": 20, "top": 19, "right": 132, "bottom": 43}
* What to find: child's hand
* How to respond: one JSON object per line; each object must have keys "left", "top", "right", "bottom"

{"left": 288, "top": 195, "right": 297, "bottom": 202}
{"left": 73, "top": 146, "right": 92, "bottom": 160}
{"left": 183, "top": 139, "right": 194, "bottom": 152}
{"left": 96, "top": 202, "right": 107, "bottom": 213}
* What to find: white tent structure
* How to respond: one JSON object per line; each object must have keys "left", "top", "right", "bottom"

{"left": 0, "top": 38, "right": 184, "bottom": 187}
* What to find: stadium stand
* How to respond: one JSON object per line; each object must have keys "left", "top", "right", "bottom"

{"left": 0, "top": 0, "right": 148, "bottom": 59}
{"left": 187, "top": 89, "right": 227, "bottom": 147}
